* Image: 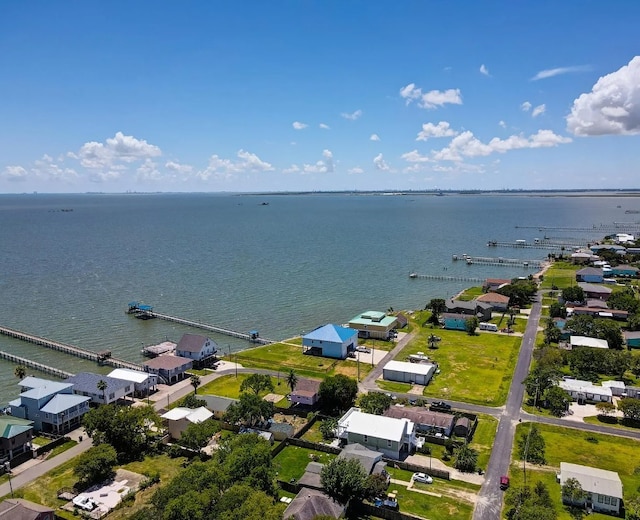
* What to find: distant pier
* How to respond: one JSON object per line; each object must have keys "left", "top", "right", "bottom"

{"left": 515, "top": 224, "right": 640, "bottom": 232}
{"left": 0, "top": 325, "right": 144, "bottom": 371}
{"left": 486, "top": 240, "right": 583, "bottom": 250}
{"left": 127, "top": 303, "right": 274, "bottom": 345}
{"left": 409, "top": 273, "right": 485, "bottom": 283}
{"left": 0, "top": 350, "right": 73, "bottom": 379}
{"left": 453, "top": 254, "right": 543, "bottom": 268}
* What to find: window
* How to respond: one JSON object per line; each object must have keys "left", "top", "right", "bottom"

{"left": 598, "top": 495, "right": 603, "bottom": 503}
{"left": 109, "top": 393, "right": 115, "bottom": 400}
{"left": 363, "top": 435, "right": 368, "bottom": 442}
{"left": 387, "top": 439, "right": 392, "bottom": 447}
{"left": 611, "top": 498, "right": 617, "bottom": 506}
{"left": 604, "top": 496, "right": 611, "bottom": 505}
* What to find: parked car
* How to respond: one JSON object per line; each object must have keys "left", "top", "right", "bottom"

{"left": 430, "top": 401, "right": 452, "bottom": 412}
{"left": 375, "top": 497, "right": 399, "bottom": 510}
{"left": 500, "top": 475, "right": 510, "bottom": 490}
{"left": 413, "top": 472, "right": 433, "bottom": 484}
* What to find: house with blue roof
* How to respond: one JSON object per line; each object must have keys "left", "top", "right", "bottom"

{"left": 66, "top": 372, "right": 134, "bottom": 405}
{"left": 303, "top": 324, "right": 358, "bottom": 359}
{"left": 8, "top": 377, "right": 90, "bottom": 434}
{"left": 0, "top": 415, "right": 33, "bottom": 462}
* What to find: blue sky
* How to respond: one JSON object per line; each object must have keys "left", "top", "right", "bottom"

{"left": 1, "top": 1, "right": 639, "bottom": 193}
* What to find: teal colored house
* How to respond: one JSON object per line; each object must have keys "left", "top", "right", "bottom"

{"left": 442, "top": 312, "right": 472, "bottom": 331}
{"left": 610, "top": 264, "right": 639, "bottom": 277}
{"left": 624, "top": 331, "right": 640, "bottom": 348}
{"left": 303, "top": 324, "right": 358, "bottom": 359}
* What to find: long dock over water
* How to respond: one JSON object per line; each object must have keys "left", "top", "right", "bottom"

{"left": 486, "top": 241, "right": 581, "bottom": 250}
{"left": 127, "top": 303, "right": 274, "bottom": 345}
{"left": 409, "top": 273, "right": 485, "bottom": 283}
{"left": 0, "top": 325, "right": 143, "bottom": 371}
{"left": 0, "top": 350, "right": 73, "bottom": 379}
{"left": 515, "top": 224, "right": 640, "bottom": 232}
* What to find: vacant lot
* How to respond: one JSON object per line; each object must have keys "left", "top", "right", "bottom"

{"left": 394, "top": 323, "right": 521, "bottom": 406}
{"left": 509, "top": 422, "right": 640, "bottom": 520}
{"left": 540, "top": 262, "right": 579, "bottom": 289}
{"left": 272, "top": 445, "right": 336, "bottom": 483}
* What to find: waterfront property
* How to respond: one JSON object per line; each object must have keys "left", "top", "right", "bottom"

{"left": 107, "top": 367, "right": 158, "bottom": 397}
{"left": 348, "top": 311, "right": 398, "bottom": 340}
{"left": 302, "top": 324, "right": 358, "bottom": 359}
{"left": 161, "top": 406, "right": 213, "bottom": 440}
{"left": 475, "top": 292, "right": 510, "bottom": 311}
{"left": 483, "top": 278, "right": 511, "bottom": 292}
{"left": 558, "top": 378, "right": 612, "bottom": 404}
{"left": 143, "top": 355, "right": 193, "bottom": 384}
{"left": 66, "top": 372, "right": 133, "bottom": 405}
{"left": 0, "top": 415, "right": 33, "bottom": 462}
{"left": 559, "top": 462, "right": 623, "bottom": 515}
{"left": 175, "top": 333, "right": 218, "bottom": 365}
{"left": 8, "top": 377, "right": 90, "bottom": 433}
{"left": 0, "top": 498, "right": 54, "bottom": 520}
{"left": 382, "top": 360, "right": 437, "bottom": 386}
{"left": 337, "top": 407, "right": 416, "bottom": 459}
{"left": 384, "top": 405, "right": 455, "bottom": 437}
{"left": 445, "top": 299, "right": 493, "bottom": 321}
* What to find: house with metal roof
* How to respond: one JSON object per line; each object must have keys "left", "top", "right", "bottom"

{"left": 348, "top": 311, "right": 398, "bottom": 340}
{"left": 143, "top": 355, "right": 193, "bottom": 384}
{"left": 0, "top": 498, "right": 54, "bottom": 520}
{"left": 175, "top": 334, "right": 217, "bottom": 364}
{"left": 8, "top": 377, "right": 89, "bottom": 433}
{"left": 337, "top": 407, "right": 416, "bottom": 459}
{"left": 559, "top": 462, "right": 623, "bottom": 514}
{"left": 161, "top": 406, "right": 213, "bottom": 440}
{"left": 558, "top": 378, "right": 612, "bottom": 404}
{"left": 303, "top": 324, "right": 358, "bottom": 359}
{"left": 107, "top": 368, "right": 157, "bottom": 397}
{"left": 383, "top": 360, "right": 437, "bottom": 386}
{"left": 65, "top": 372, "right": 133, "bottom": 405}
{"left": 570, "top": 336, "right": 609, "bottom": 350}
{"left": 0, "top": 416, "right": 33, "bottom": 462}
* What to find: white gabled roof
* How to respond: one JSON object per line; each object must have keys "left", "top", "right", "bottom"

{"left": 559, "top": 379, "right": 612, "bottom": 397}
{"left": 560, "top": 462, "right": 622, "bottom": 498}
{"left": 383, "top": 360, "right": 436, "bottom": 376}
{"left": 107, "top": 368, "right": 151, "bottom": 384}
{"left": 570, "top": 335, "right": 609, "bottom": 349}
{"left": 601, "top": 380, "right": 625, "bottom": 390}
{"left": 341, "top": 409, "right": 412, "bottom": 443}
{"left": 162, "top": 406, "right": 213, "bottom": 423}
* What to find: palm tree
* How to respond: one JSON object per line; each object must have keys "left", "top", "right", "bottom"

{"left": 286, "top": 369, "right": 298, "bottom": 395}
{"left": 190, "top": 374, "right": 201, "bottom": 394}
{"left": 97, "top": 379, "right": 108, "bottom": 404}
{"left": 14, "top": 365, "right": 27, "bottom": 380}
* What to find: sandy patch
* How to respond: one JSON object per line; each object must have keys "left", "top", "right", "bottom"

{"left": 263, "top": 393, "right": 285, "bottom": 403}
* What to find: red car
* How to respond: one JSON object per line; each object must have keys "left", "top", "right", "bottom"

{"left": 500, "top": 476, "right": 510, "bottom": 490}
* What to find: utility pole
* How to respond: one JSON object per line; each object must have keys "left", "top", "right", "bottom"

{"left": 3, "top": 463, "right": 13, "bottom": 498}
{"left": 357, "top": 350, "right": 360, "bottom": 382}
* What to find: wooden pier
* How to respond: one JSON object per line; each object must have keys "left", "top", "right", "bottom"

{"left": 0, "top": 325, "right": 144, "bottom": 372}
{"left": 409, "top": 273, "right": 485, "bottom": 283}
{"left": 515, "top": 224, "right": 640, "bottom": 232}
{"left": 453, "top": 254, "right": 543, "bottom": 268}
{"left": 128, "top": 305, "right": 274, "bottom": 345}
{"left": 0, "top": 350, "right": 73, "bottom": 379}
{"left": 486, "top": 241, "right": 570, "bottom": 250}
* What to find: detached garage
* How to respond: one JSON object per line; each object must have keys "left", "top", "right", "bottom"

{"left": 383, "top": 360, "right": 436, "bottom": 386}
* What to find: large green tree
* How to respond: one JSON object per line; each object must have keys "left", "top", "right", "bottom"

{"left": 561, "top": 286, "right": 585, "bottom": 304}
{"left": 223, "top": 392, "right": 274, "bottom": 427}
{"left": 561, "top": 477, "right": 587, "bottom": 506}
{"left": 497, "top": 279, "right": 537, "bottom": 308}
{"left": 74, "top": 443, "right": 118, "bottom": 486}
{"left": 240, "top": 374, "right": 274, "bottom": 395}
{"left": 320, "top": 457, "right": 367, "bottom": 504}
{"left": 358, "top": 392, "right": 392, "bottom": 415}
{"left": 607, "top": 289, "right": 640, "bottom": 314}
{"left": 318, "top": 375, "right": 358, "bottom": 415}
{"left": 82, "top": 404, "right": 162, "bottom": 462}
{"left": 425, "top": 298, "right": 447, "bottom": 325}
{"left": 454, "top": 444, "right": 478, "bottom": 473}
{"left": 178, "top": 420, "right": 220, "bottom": 451}
{"left": 618, "top": 398, "right": 640, "bottom": 421}
{"left": 544, "top": 386, "right": 570, "bottom": 417}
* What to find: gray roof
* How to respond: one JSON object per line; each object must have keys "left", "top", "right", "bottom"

{"left": 200, "top": 395, "right": 238, "bottom": 413}
{"left": 446, "top": 299, "right": 492, "bottom": 312}
{"left": 578, "top": 282, "right": 612, "bottom": 294}
{"left": 66, "top": 372, "right": 131, "bottom": 395}
{"left": 0, "top": 498, "right": 54, "bottom": 519}
{"left": 577, "top": 267, "right": 603, "bottom": 276}
{"left": 624, "top": 331, "right": 640, "bottom": 340}
{"left": 384, "top": 406, "right": 455, "bottom": 430}
{"left": 177, "top": 333, "right": 215, "bottom": 353}
{"left": 442, "top": 312, "right": 473, "bottom": 320}
{"left": 40, "top": 393, "right": 90, "bottom": 414}
{"left": 298, "top": 461, "right": 325, "bottom": 489}
{"left": 338, "top": 443, "right": 383, "bottom": 474}
{"left": 283, "top": 487, "right": 345, "bottom": 520}
{"left": 143, "top": 355, "right": 193, "bottom": 370}
{"left": 560, "top": 462, "right": 622, "bottom": 499}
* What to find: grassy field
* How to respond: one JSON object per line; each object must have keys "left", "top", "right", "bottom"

{"left": 395, "top": 320, "right": 521, "bottom": 406}
{"left": 199, "top": 373, "right": 296, "bottom": 399}
{"left": 376, "top": 380, "right": 412, "bottom": 393}
{"left": 540, "top": 262, "right": 579, "bottom": 289}
{"left": 470, "top": 414, "right": 499, "bottom": 471}
{"left": 508, "top": 422, "right": 640, "bottom": 519}
{"left": 458, "top": 286, "right": 484, "bottom": 301}
{"left": 272, "top": 445, "right": 336, "bottom": 483}
{"left": 233, "top": 342, "right": 374, "bottom": 380}
{"left": 392, "top": 483, "right": 474, "bottom": 520}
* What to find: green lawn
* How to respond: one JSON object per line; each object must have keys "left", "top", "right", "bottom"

{"left": 233, "top": 342, "right": 374, "bottom": 380}
{"left": 392, "top": 484, "right": 474, "bottom": 520}
{"left": 300, "top": 421, "right": 325, "bottom": 443}
{"left": 470, "top": 414, "right": 498, "bottom": 471}
{"left": 509, "top": 422, "right": 640, "bottom": 519}
{"left": 199, "top": 373, "right": 293, "bottom": 398}
{"left": 583, "top": 414, "right": 640, "bottom": 431}
{"left": 540, "top": 263, "right": 579, "bottom": 289}
{"left": 458, "top": 286, "right": 484, "bottom": 301}
{"left": 395, "top": 322, "right": 521, "bottom": 406}
{"left": 272, "top": 445, "right": 336, "bottom": 483}
{"left": 376, "top": 380, "right": 412, "bottom": 393}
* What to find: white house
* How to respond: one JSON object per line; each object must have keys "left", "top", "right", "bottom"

{"left": 175, "top": 334, "right": 217, "bottom": 363}
{"left": 161, "top": 406, "right": 213, "bottom": 440}
{"left": 382, "top": 360, "right": 436, "bottom": 386}
{"left": 601, "top": 380, "right": 626, "bottom": 397}
{"left": 559, "top": 462, "right": 623, "bottom": 515}
{"left": 337, "top": 407, "right": 416, "bottom": 459}
{"left": 570, "top": 335, "right": 609, "bottom": 350}
{"left": 107, "top": 368, "right": 158, "bottom": 397}
{"left": 558, "top": 378, "right": 612, "bottom": 404}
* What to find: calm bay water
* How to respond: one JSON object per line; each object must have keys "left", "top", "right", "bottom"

{"left": 0, "top": 192, "right": 637, "bottom": 404}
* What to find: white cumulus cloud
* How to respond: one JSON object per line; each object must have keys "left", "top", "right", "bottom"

{"left": 416, "top": 121, "right": 458, "bottom": 141}
{"left": 341, "top": 109, "right": 363, "bottom": 121}
{"left": 292, "top": 121, "right": 308, "bottom": 130}
{"left": 2, "top": 165, "right": 28, "bottom": 181}
{"left": 532, "top": 104, "right": 546, "bottom": 118}
{"left": 373, "top": 153, "right": 391, "bottom": 171}
{"left": 319, "top": 123, "right": 330, "bottom": 130}
{"left": 400, "top": 83, "right": 463, "bottom": 109}
{"left": 370, "top": 133, "right": 381, "bottom": 141}
{"left": 197, "top": 150, "right": 273, "bottom": 180}
{"left": 531, "top": 65, "right": 591, "bottom": 81}
{"left": 401, "top": 150, "right": 431, "bottom": 163}
{"left": 521, "top": 101, "right": 532, "bottom": 112}
{"left": 303, "top": 149, "right": 334, "bottom": 174}
{"left": 566, "top": 56, "right": 640, "bottom": 136}
{"left": 165, "top": 161, "right": 193, "bottom": 174}
{"left": 499, "top": 120, "right": 507, "bottom": 128}
{"left": 74, "top": 132, "right": 161, "bottom": 170}
{"left": 480, "top": 64, "right": 490, "bottom": 76}
{"left": 348, "top": 167, "right": 364, "bottom": 175}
